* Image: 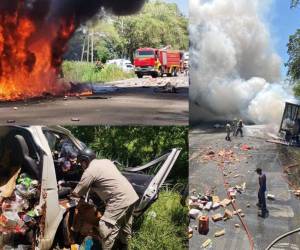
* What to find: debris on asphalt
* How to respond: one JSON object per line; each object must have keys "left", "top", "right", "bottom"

{"left": 13, "top": 107, "right": 18, "bottom": 110}
{"left": 241, "top": 144, "right": 252, "bottom": 151}
{"left": 71, "top": 117, "right": 80, "bottom": 122}
{"left": 223, "top": 210, "right": 233, "bottom": 221}
{"left": 188, "top": 227, "right": 193, "bottom": 239}
{"left": 198, "top": 216, "right": 209, "bottom": 235}
{"left": 201, "top": 239, "right": 212, "bottom": 248}
{"left": 189, "top": 209, "right": 202, "bottom": 219}
{"left": 214, "top": 229, "right": 225, "bottom": 237}
{"left": 6, "top": 120, "right": 16, "bottom": 124}
{"left": 211, "top": 213, "right": 223, "bottom": 222}
{"left": 234, "top": 224, "right": 240, "bottom": 228}
{"left": 267, "top": 194, "right": 275, "bottom": 200}
{"left": 220, "top": 198, "right": 231, "bottom": 208}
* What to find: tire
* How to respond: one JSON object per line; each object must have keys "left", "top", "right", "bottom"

{"left": 172, "top": 68, "right": 178, "bottom": 77}
{"left": 152, "top": 72, "right": 158, "bottom": 78}
{"left": 137, "top": 73, "right": 143, "bottom": 78}
{"left": 159, "top": 68, "right": 164, "bottom": 77}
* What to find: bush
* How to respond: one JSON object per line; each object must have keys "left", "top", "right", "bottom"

{"left": 62, "top": 61, "right": 135, "bottom": 83}
{"left": 129, "top": 191, "right": 188, "bottom": 250}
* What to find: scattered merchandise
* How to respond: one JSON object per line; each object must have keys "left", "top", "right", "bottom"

{"left": 211, "top": 213, "right": 222, "bottom": 222}
{"left": 201, "top": 239, "right": 212, "bottom": 248}
{"left": 0, "top": 173, "right": 40, "bottom": 246}
{"left": 198, "top": 216, "right": 209, "bottom": 235}
{"left": 189, "top": 209, "right": 202, "bottom": 219}
{"left": 214, "top": 229, "right": 225, "bottom": 237}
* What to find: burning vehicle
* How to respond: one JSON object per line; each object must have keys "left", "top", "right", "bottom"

{"left": 0, "top": 126, "right": 181, "bottom": 249}
{"left": 279, "top": 102, "right": 300, "bottom": 145}
{"left": 0, "top": 0, "right": 145, "bottom": 101}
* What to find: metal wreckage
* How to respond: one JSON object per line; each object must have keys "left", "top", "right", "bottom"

{"left": 0, "top": 126, "right": 181, "bottom": 249}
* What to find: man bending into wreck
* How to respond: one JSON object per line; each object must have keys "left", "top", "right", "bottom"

{"left": 71, "top": 149, "right": 139, "bottom": 250}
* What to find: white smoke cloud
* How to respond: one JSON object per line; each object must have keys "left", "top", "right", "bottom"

{"left": 190, "top": 0, "right": 295, "bottom": 125}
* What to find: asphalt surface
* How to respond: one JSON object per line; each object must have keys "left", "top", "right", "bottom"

{"left": 0, "top": 75, "right": 188, "bottom": 125}
{"left": 189, "top": 126, "right": 300, "bottom": 250}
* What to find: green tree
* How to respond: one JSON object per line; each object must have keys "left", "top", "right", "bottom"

{"left": 117, "top": 1, "right": 188, "bottom": 60}
{"left": 66, "top": 126, "right": 188, "bottom": 184}
{"left": 64, "top": 1, "right": 188, "bottom": 62}
{"left": 286, "top": 29, "right": 300, "bottom": 83}
{"left": 291, "top": 0, "right": 300, "bottom": 8}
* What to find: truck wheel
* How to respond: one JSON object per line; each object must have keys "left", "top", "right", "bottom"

{"left": 137, "top": 73, "right": 143, "bottom": 78}
{"left": 159, "top": 68, "right": 164, "bottom": 77}
{"left": 172, "top": 68, "right": 178, "bottom": 77}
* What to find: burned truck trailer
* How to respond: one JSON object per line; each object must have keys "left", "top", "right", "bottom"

{"left": 279, "top": 102, "right": 300, "bottom": 145}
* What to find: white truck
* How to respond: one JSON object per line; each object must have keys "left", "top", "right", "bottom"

{"left": 0, "top": 126, "right": 181, "bottom": 249}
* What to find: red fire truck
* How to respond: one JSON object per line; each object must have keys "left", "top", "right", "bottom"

{"left": 133, "top": 47, "right": 183, "bottom": 78}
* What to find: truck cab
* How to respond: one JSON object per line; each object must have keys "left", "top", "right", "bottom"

{"left": 133, "top": 48, "right": 159, "bottom": 78}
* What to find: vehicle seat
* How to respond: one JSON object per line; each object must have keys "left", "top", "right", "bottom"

{"left": 14, "top": 134, "right": 40, "bottom": 179}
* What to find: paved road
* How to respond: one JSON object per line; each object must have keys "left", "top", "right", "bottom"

{"left": 189, "top": 127, "right": 300, "bottom": 250}
{"left": 0, "top": 75, "right": 188, "bottom": 125}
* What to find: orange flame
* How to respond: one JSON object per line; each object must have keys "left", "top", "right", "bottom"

{"left": 0, "top": 12, "right": 75, "bottom": 101}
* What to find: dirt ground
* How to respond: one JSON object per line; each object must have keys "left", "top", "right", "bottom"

{"left": 189, "top": 126, "right": 300, "bottom": 250}
{"left": 0, "top": 75, "right": 188, "bottom": 125}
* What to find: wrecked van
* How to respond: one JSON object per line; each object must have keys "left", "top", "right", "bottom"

{"left": 0, "top": 126, "right": 181, "bottom": 249}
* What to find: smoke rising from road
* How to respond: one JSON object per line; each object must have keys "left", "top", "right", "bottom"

{"left": 190, "top": 0, "right": 295, "bottom": 125}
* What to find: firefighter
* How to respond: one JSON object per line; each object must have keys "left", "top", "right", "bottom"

{"left": 232, "top": 118, "right": 238, "bottom": 136}
{"left": 255, "top": 168, "right": 269, "bottom": 218}
{"left": 72, "top": 149, "right": 139, "bottom": 250}
{"left": 236, "top": 119, "right": 244, "bottom": 137}
{"left": 225, "top": 122, "right": 231, "bottom": 141}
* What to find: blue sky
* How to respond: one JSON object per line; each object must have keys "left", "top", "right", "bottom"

{"left": 268, "top": 0, "right": 300, "bottom": 77}
{"left": 165, "top": 0, "right": 188, "bottom": 16}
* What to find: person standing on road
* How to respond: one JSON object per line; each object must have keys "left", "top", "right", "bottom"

{"left": 232, "top": 118, "right": 238, "bottom": 136}
{"left": 72, "top": 149, "right": 139, "bottom": 250}
{"left": 256, "top": 168, "right": 269, "bottom": 218}
{"left": 225, "top": 122, "right": 231, "bottom": 141}
{"left": 236, "top": 119, "right": 244, "bottom": 137}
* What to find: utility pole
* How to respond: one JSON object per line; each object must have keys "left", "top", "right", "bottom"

{"left": 91, "top": 30, "right": 94, "bottom": 64}
{"left": 81, "top": 35, "right": 86, "bottom": 62}
{"left": 87, "top": 32, "right": 90, "bottom": 62}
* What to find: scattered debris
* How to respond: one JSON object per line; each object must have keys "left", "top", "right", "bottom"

{"left": 204, "top": 202, "right": 212, "bottom": 210}
{"left": 188, "top": 227, "right": 193, "bottom": 239}
{"left": 247, "top": 203, "right": 250, "bottom": 208}
{"left": 189, "top": 209, "right": 202, "bottom": 219}
{"left": 267, "top": 194, "right": 275, "bottom": 200}
{"left": 71, "top": 117, "right": 80, "bottom": 122}
{"left": 6, "top": 120, "right": 16, "bottom": 124}
{"left": 214, "top": 229, "right": 225, "bottom": 237}
{"left": 198, "top": 216, "right": 209, "bottom": 235}
{"left": 13, "top": 107, "right": 18, "bottom": 110}
{"left": 223, "top": 209, "right": 233, "bottom": 220}
{"left": 201, "top": 239, "right": 212, "bottom": 248}
{"left": 234, "top": 224, "right": 240, "bottom": 228}
{"left": 220, "top": 198, "right": 231, "bottom": 208}
{"left": 241, "top": 144, "right": 252, "bottom": 151}
{"left": 211, "top": 213, "right": 223, "bottom": 222}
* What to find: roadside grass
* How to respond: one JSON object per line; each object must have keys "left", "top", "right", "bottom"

{"left": 129, "top": 190, "right": 188, "bottom": 250}
{"left": 62, "top": 61, "right": 135, "bottom": 83}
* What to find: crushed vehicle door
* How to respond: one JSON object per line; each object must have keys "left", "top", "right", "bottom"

{"left": 122, "top": 148, "right": 181, "bottom": 216}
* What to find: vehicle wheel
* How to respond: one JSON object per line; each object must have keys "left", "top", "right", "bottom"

{"left": 152, "top": 73, "right": 158, "bottom": 78}
{"left": 159, "top": 68, "right": 164, "bottom": 77}
{"left": 172, "top": 68, "right": 178, "bottom": 77}
{"left": 137, "top": 74, "right": 143, "bottom": 78}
